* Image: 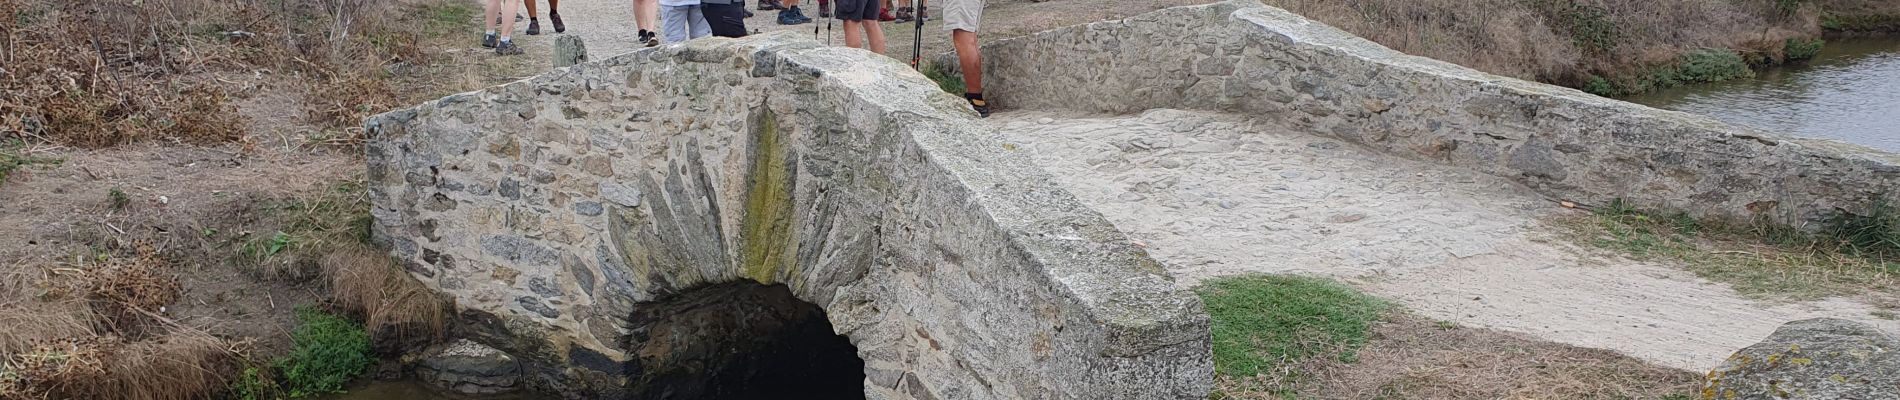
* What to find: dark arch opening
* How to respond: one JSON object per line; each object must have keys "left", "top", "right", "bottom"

{"left": 625, "top": 281, "right": 866, "bottom": 400}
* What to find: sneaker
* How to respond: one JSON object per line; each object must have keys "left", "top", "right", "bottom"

{"left": 758, "top": 0, "right": 785, "bottom": 10}
{"left": 551, "top": 11, "right": 566, "bottom": 33}
{"left": 496, "top": 39, "right": 524, "bottom": 55}
{"left": 894, "top": 7, "right": 912, "bottom": 22}
{"left": 878, "top": 7, "right": 895, "bottom": 21}
{"left": 482, "top": 33, "right": 497, "bottom": 48}
{"left": 966, "top": 94, "right": 991, "bottom": 118}
{"left": 794, "top": 6, "right": 814, "bottom": 22}
{"left": 777, "top": 8, "right": 809, "bottom": 25}
{"left": 818, "top": 0, "right": 831, "bottom": 18}
{"left": 526, "top": 19, "right": 542, "bottom": 35}
{"left": 638, "top": 29, "right": 659, "bottom": 47}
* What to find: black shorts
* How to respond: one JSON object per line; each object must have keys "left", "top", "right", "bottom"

{"left": 703, "top": 1, "right": 747, "bottom": 37}
{"left": 834, "top": 0, "right": 879, "bottom": 21}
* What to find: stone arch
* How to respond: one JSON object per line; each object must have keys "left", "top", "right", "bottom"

{"left": 365, "top": 33, "right": 1211, "bottom": 399}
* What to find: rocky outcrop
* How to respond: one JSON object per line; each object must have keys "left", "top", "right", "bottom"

{"left": 1700, "top": 318, "right": 1900, "bottom": 400}
{"left": 364, "top": 32, "right": 1211, "bottom": 399}
{"left": 417, "top": 339, "right": 522, "bottom": 395}
{"left": 976, "top": 0, "right": 1900, "bottom": 227}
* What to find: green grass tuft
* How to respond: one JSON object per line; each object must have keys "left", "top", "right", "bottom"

{"left": 1784, "top": 38, "right": 1825, "bottom": 61}
{"left": 108, "top": 188, "right": 130, "bottom": 210}
{"left": 921, "top": 62, "right": 967, "bottom": 96}
{"left": 275, "top": 307, "right": 372, "bottom": 398}
{"left": 0, "top": 140, "right": 62, "bottom": 186}
{"left": 1196, "top": 275, "right": 1388, "bottom": 378}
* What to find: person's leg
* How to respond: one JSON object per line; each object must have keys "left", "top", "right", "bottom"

{"left": 484, "top": 0, "right": 502, "bottom": 47}
{"left": 524, "top": 0, "right": 542, "bottom": 35}
{"left": 497, "top": 0, "right": 524, "bottom": 54}
{"left": 687, "top": 5, "right": 711, "bottom": 39}
{"left": 953, "top": 30, "right": 982, "bottom": 93}
{"left": 864, "top": 18, "right": 886, "bottom": 53}
{"left": 843, "top": 20, "right": 864, "bottom": 49}
{"left": 634, "top": 0, "right": 660, "bottom": 45}
{"left": 659, "top": 5, "right": 689, "bottom": 43}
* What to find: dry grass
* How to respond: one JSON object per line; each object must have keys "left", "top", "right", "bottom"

{"left": 0, "top": 0, "right": 481, "bottom": 148}
{"left": 1215, "top": 314, "right": 1699, "bottom": 399}
{"left": 79, "top": 247, "right": 183, "bottom": 336}
{"left": 1, "top": 330, "right": 240, "bottom": 400}
{"left": 323, "top": 242, "right": 446, "bottom": 353}
{"left": 0, "top": 267, "right": 97, "bottom": 357}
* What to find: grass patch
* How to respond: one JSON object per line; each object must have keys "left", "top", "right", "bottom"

{"left": 921, "top": 62, "right": 967, "bottom": 96}
{"left": 324, "top": 242, "right": 447, "bottom": 354}
{"left": 0, "top": 140, "right": 61, "bottom": 186}
{"left": 275, "top": 307, "right": 372, "bottom": 398}
{"left": 236, "top": 180, "right": 372, "bottom": 281}
{"left": 1784, "top": 38, "right": 1826, "bottom": 61}
{"left": 1197, "top": 275, "right": 1387, "bottom": 381}
{"left": 1564, "top": 199, "right": 1900, "bottom": 300}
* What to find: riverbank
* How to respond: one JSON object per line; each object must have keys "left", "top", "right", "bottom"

{"left": 1253, "top": 0, "right": 1899, "bottom": 95}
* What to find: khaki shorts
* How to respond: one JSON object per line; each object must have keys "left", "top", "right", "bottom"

{"left": 940, "top": 0, "right": 984, "bottom": 32}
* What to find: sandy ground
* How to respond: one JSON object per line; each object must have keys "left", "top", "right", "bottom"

{"left": 992, "top": 109, "right": 1900, "bottom": 372}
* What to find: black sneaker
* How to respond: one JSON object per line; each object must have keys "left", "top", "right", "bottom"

{"left": 526, "top": 19, "right": 542, "bottom": 35}
{"left": 638, "top": 29, "right": 659, "bottom": 47}
{"left": 551, "top": 11, "right": 566, "bottom": 33}
{"left": 496, "top": 39, "right": 524, "bottom": 55}
{"left": 966, "top": 94, "right": 991, "bottom": 118}
{"left": 482, "top": 33, "right": 497, "bottom": 48}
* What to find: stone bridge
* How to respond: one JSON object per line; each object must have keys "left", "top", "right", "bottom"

{"left": 366, "top": 0, "right": 1900, "bottom": 398}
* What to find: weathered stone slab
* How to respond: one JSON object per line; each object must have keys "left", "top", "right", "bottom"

{"left": 365, "top": 32, "right": 1211, "bottom": 399}
{"left": 976, "top": 0, "right": 1900, "bottom": 227}
{"left": 1701, "top": 318, "right": 1900, "bottom": 400}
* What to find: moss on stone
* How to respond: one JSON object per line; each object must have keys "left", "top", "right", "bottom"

{"left": 740, "top": 104, "right": 798, "bottom": 284}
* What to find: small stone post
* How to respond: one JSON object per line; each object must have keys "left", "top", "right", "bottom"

{"left": 554, "top": 35, "right": 588, "bottom": 68}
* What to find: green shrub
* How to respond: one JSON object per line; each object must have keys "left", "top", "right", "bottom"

{"left": 276, "top": 308, "right": 372, "bottom": 397}
{"left": 1827, "top": 198, "right": 1900, "bottom": 258}
{"left": 1561, "top": 3, "right": 1621, "bottom": 53}
{"left": 1582, "top": 76, "right": 1619, "bottom": 96}
{"left": 1196, "top": 275, "right": 1388, "bottom": 378}
{"left": 1785, "top": 38, "right": 1825, "bottom": 61}
{"left": 921, "top": 62, "right": 966, "bottom": 95}
{"left": 230, "top": 366, "right": 282, "bottom": 400}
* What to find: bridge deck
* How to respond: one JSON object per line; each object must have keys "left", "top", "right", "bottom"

{"left": 992, "top": 109, "right": 1900, "bottom": 371}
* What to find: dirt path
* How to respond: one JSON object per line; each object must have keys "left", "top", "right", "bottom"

{"left": 992, "top": 109, "right": 1900, "bottom": 372}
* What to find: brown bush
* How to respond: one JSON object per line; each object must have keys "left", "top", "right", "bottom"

{"left": 0, "top": 0, "right": 447, "bottom": 148}
{"left": 79, "top": 250, "right": 182, "bottom": 336}
{"left": 0, "top": 268, "right": 98, "bottom": 357}
{"left": 1, "top": 330, "right": 238, "bottom": 400}
{"left": 323, "top": 243, "right": 446, "bottom": 353}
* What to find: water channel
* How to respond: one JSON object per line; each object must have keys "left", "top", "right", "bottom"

{"left": 1622, "top": 38, "right": 1900, "bottom": 153}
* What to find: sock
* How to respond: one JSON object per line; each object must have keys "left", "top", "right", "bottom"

{"left": 486, "top": 30, "right": 497, "bottom": 35}
{"left": 500, "top": 36, "right": 513, "bottom": 43}
{"left": 965, "top": 93, "right": 985, "bottom": 101}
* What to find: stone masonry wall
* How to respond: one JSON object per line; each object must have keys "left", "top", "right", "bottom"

{"left": 363, "top": 33, "right": 1211, "bottom": 399}
{"left": 977, "top": 0, "right": 1900, "bottom": 226}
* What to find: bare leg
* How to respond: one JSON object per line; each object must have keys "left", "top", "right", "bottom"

{"left": 953, "top": 29, "right": 982, "bottom": 94}
{"left": 784, "top": 0, "right": 799, "bottom": 7}
{"left": 525, "top": 0, "right": 538, "bottom": 18}
{"left": 634, "top": 0, "right": 660, "bottom": 32}
{"left": 499, "top": 0, "right": 519, "bottom": 37}
{"left": 485, "top": 0, "right": 502, "bottom": 32}
{"left": 549, "top": 0, "right": 559, "bottom": 11}
{"left": 844, "top": 21, "right": 864, "bottom": 49}
{"left": 865, "top": 21, "right": 886, "bottom": 54}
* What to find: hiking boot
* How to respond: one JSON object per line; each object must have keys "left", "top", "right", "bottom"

{"left": 894, "top": 7, "right": 912, "bottom": 22}
{"left": 879, "top": 7, "right": 895, "bottom": 21}
{"left": 482, "top": 33, "right": 498, "bottom": 48}
{"left": 550, "top": 11, "right": 566, "bottom": 33}
{"left": 758, "top": 0, "right": 785, "bottom": 10}
{"left": 966, "top": 94, "right": 991, "bottom": 118}
{"left": 817, "top": 0, "right": 831, "bottom": 18}
{"left": 526, "top": 19, "right": 542, "bottom": 35}
{"left": 638, "top": 29, "right": 660, "bottom": 47}
{"left": 777, "top": 7, "right": 810, "bottom": 25}
{"left": 495, "top": 39, "right": 524, "bottom": 55}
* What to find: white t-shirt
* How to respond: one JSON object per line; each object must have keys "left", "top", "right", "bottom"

{"left": 659, "top": 0, "right": 700, "bottom": 6}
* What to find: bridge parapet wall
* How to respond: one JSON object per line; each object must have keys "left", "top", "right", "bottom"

{"left": 981, "top": 0, "right": 1900, "bottom": 225}
{"left": 364, "top": 32, "right": 1210, "bottom": 398}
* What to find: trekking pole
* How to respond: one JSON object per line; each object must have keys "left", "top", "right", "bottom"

{"left": 909, "top": 0, "right": 924, "bottom": 69}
